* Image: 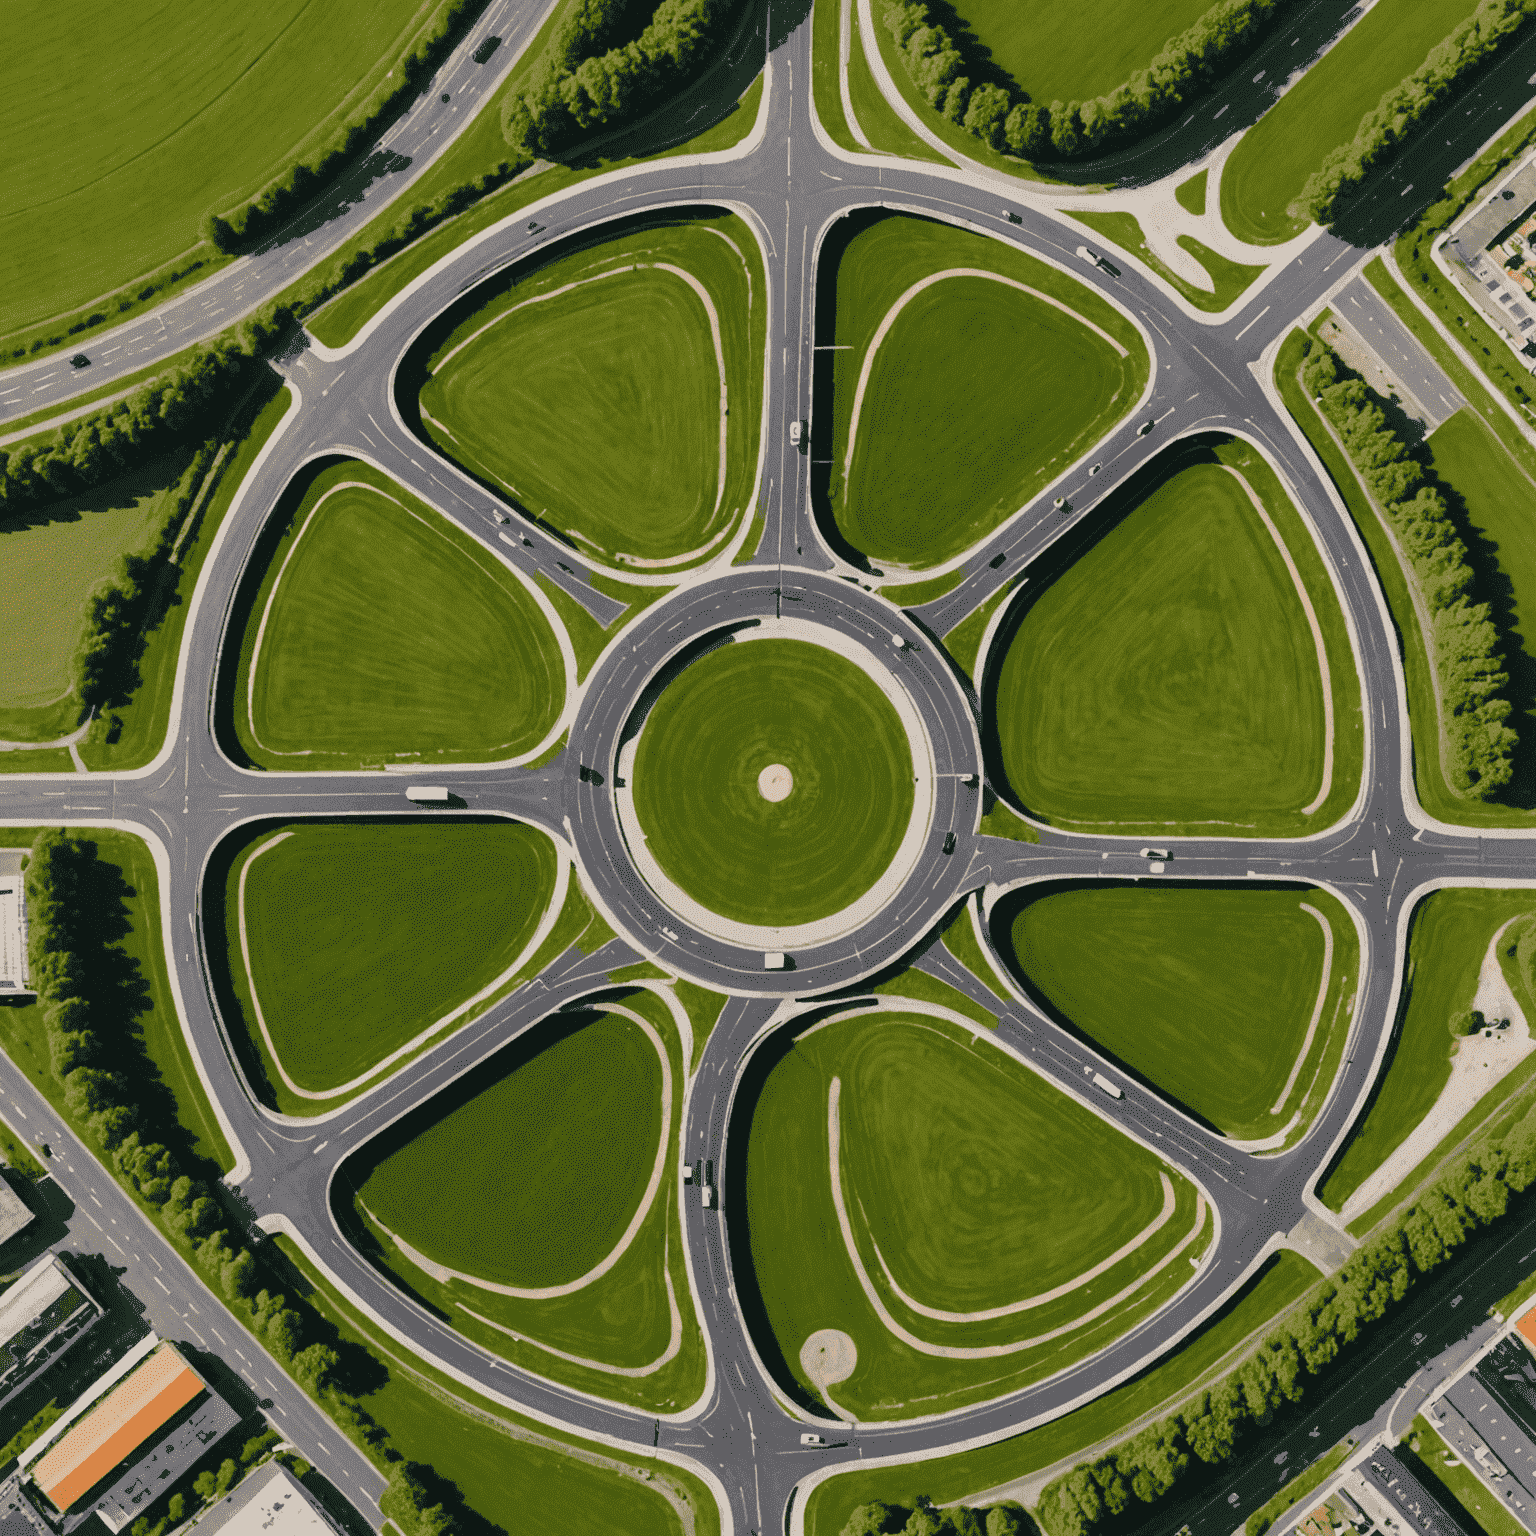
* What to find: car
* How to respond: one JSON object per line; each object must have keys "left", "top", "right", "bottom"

{"left": 988, "top": 551, "right": 1007, "bottom": 569}
{"left": 1076, "top": 245, "right": 1102, "bottom": 267}
{"left": 789, "top": 419, "right": 805, "bottom": 446}
{"left": 1137, "top": 419, "right": 1155, "bottom": 436}
{"left": 942, "top": 832, "right": 956, "bottom": 855}
{"left": 1001, "top": 210, "right": 1022, "bottom": 225}
{"left": 1053, "top": 496, "right": 1068, "bottom": 511}
{"left": 801, "top": 1434, "right": 826, "bottom": 1447}
{"left": 1140, "top": 847, "right": 1171, "bottom": 860}
{"left": 472, "top": 34, "right": 502, "bottom": 62}
{"left": 440, "top": 92, "right": 451, "bottom": 103}
{"left": 1088, "top": 463, "right": 1101, "bottom": 475}
{"left": 69, "top": 354, "right": 89, "bottom": 368}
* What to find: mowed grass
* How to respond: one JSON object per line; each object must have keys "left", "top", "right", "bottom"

{"left": 0, "top": 450, "right": 196, "bottom": 721}
{"left": 422, "top": 215, "right": 762, "bottom": 566}
{"left": 360, "top": 1008, "right": 663, "bottom": 1289}
{"left": 1221, "top": 0, "right": 1483, "bottom": 243}
{"left": 1, "top": 0, "right": 441, "bottom": 331}
{"left": 633, "top": 638, "right": 914, "bottom": 926}
{"left": 828, "top": 215, "right": 1146, "bottom": 569}
{"left": 1323, "top": 889, "right": 1536, "bottom": 1211}
{"left": 239, "top": 461, "right": 564, "bottom": 769}
{"left": 993, "top": 452, "right": 1345, "bottom": 833}
{"left": 228, "top": 821, "right": 558, "bottom": 1103}
{"left": 1006, "top": 885, "right": 1357, "bottom": 1140}
{"left": 744, "top": 1011, "right": 1204, "bottom": 1419}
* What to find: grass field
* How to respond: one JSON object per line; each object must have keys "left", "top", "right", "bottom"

{"left": 0, "top": 450, "right": 196, "bottom": 725}
{"left": 827, "top": 214, "right": 1146, "bottom": 569}
{"left": 1413, "top": 1418, "right": 1529, "bottom": 1536}
{"left": 743, "top": 1010, "right": 1205, "bottom": 1419}
{"left": 1006, "top": 885, "right": 1357, "bottom": 1141}
{"left": 992, "top": 444, "right": 1359, "bottom": 834}
{"left": 802, "top": 1249, "right": 1318, "bottom": 1534}
{"left": 1220, "top": 0, "right": 1482, "bottom": 243}
{"left": 225, "top": 821, "right": 558, "bottom": 1104}
{"left": 352, "top": 990, "right": 705, "bottom": 1410}
{"left": 421, "top": 214, "right": 762, "bottom": 567}
{"left": 632, "top": 637, "right": 914, "bottom": 926}
{"left": 1323, "top": 889, "right": 1536, "bottom": 1211}
{"left": 236, "top": 460, "right": 564, "bottom": 769}
{"left": 1, "top": 0, "right": 446, "bottom": 334}
{"left": 274, "top": 1237, "right": 707, "bottom": 1536}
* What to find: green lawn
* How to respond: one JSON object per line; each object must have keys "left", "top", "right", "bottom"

{"left": 421, "top": 214, "right": 761, "bottom": 568}
{"left": 237, "top": 461, "right": 564, "bottom": 769}
{"left": 352, "top": 990, "right": 705, "bottom": 1411}
{"left": 1006, "top": 886, "right": 1357, "bottom": 1140}
{"left": 1323, "top": 888, "right": 1536, "bottom": 1211}
{"left": 828, "top": 215, "right": 1146, "bottom": 568}
{"left": 993, "top": 448, "right": 1357, "bottom": 834}
{"left": 1220, "top": 0, "right": 1483, "bottom": 243}
{"left": 1067, "top": 211, "right": 1266, "bottom": 313}
{"left": 225, "top": 821, "right": 558, "bottom": 1105}
{"left": 1413, "top": 1419, "right": 1530, "bottom": 1536}
{"left": 0, "top": 451, "right": 195, "bottom": 725}
{"left": 1, "top": 0, "right": 444, "bottom": 334}
{"left": 1176, "top": 171, "right": 1208, "bottom": 216}
{"left": 802, "top": 1250, "right": 1319, "bottom": 1535}
{"left": 273, "top": 1237, "right": 705, "bottom": 1536}
{"left": 744, "top": 1010, "right": 1205, "bottom": 1419}
{"left": 633, "top": 637, "right": 914, "bottom": 926}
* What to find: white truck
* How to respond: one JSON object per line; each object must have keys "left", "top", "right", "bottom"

{"left": 1092, "top": 1072, "right": 1124, "bottom": 1100}
{"left": 405, "top": 786, "right": 451, "bottom": 804}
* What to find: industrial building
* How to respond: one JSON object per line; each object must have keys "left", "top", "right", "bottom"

{"left": 0, "top": 853, "right": 29, "bottom": 998}
{"left": 0, "top": 1257, "right": 98, "bottom": 1412}
{"left": 0, "top": 1182, "right": 35, "bottom": 1252}
{"left": 190, "top": 1462, "right": 342, "bottom": 1536}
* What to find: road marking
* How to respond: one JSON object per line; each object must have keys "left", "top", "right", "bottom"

{"left": 312, "top": 1140, "right": 329, "bottom": 1155}
{"left": 1233, "top": 305, "right": 1271, "bottom": 342}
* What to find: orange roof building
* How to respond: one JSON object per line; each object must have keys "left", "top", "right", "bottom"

{"left": 1516, "top": 1304, "right": 1536, "bottom": 1355}
{"left": 31, "top": 1344, "right": 206, "bottom": 1512}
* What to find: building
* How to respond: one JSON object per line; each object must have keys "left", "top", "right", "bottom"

{"left": 0, "top": 853, "right": 29, "bottom": 998}
{"left": 23, "top": 1341, "right": 235, "bottom": 1522}
{"left": 0, "top": 1257, "right": 99, "bottom": 1412}
{"left": 1359, "top": 1445, "right": 1472, "bottom": 1536}
{"left": 190, "top": 1463, "right": 342, "bottom": 1536}
{"left": 1441, "top": 152, "right": 1536, "bottom": 365}
{"left": 0, "top": 1181, "right": 34, "bottom": 1249}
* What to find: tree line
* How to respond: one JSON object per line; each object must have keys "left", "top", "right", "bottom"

{"left": 24, "top": 831, "right": 463, "bottom": 1536}
{"left": 1303, "top": 0, "right": 1536, "bottom": 224}
{"left": 1302, "top": 339, "right": 1518, "bottom": 798}
{"left": 1034, "top": 1094, "right": 1536, "bottom": 1536}
{"left": 842, "top": 1494, "right": 1031, "bottom": 1534}
{"left": 202, "top": 0, "right": 486, "bottom": 252}
{"left": 501, "top": 0, "right": 734, "bottom": 157}
{"left": 881, "top": 0, "right": 1282, "bottom": 162}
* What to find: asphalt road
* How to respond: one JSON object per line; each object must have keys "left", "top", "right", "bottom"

{"left": 1331, "top": 275, "right": 1468, "bottom": 428}
{"left": 6, "top": 2, "right": 1536, "bottom": 1534}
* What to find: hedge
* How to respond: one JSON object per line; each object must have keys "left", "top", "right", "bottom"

{"left": 1303, "top": 0, "right": 1536, "bottom": 223}
{"left": 1035, "top": 1088, "right": 1536, "bottom": 1535}
{"left": 202, "top": 0, "right": 488, "bottom": 252}
{"left": 1302, "top": 340, "right": 1519, "bottom": 797}
{"left": 881, "top": 0, "right": 1282, "bottom": 163}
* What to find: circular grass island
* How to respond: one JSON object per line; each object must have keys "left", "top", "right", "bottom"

{"left": 631, "top": 637, "right": 916, "bottom": 928}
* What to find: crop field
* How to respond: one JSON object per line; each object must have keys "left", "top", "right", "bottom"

{"left": 1221, "top": 0, "right": 1482, "bottom": 243}
{"left": 421, "top": 215, "right": 763, "bottom": 567}
{"left": 2, "top": 0, "right": 443, "bottom": 333}
{"left": 632, "top": 637, "right": 914, "bottom": 926}
{"left": 826, "top": 214, "right": 1146, "bottom": 569}
{"left": 1323, "top": 889, "right": 1536, "bottom": 1212}
{"left": 352, "top": 990, "right": 705, "bottom": 1410}
{"left": 742, "top": 1010, "right": 1206, "bottom": 1419}
{"left": 237, "top": 461, "right": 564, "bottom": 769}
{"left": 226, "top": 821, "right": 559, "bottom": 1106}
{"left": 0, "top": 450, "right": 197, "bottom": 735}
{"left": 992, "top": 448, "right": 1354, "bottom": 834}
{"left": 1005, "top": 885, "right": 1357, "bottom": 1140}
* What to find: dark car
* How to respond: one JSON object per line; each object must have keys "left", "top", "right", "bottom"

{"left": 69, "top": 354, "right": 90, "bottom": 368}
{"left": 473, "top": 34, "right": 501, "bottom": 62}
{"left": 942, "top": 832, "right": 957, "bottom": 855}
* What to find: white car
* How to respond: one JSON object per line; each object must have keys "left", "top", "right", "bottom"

{"left": 801, "top": 1433, "right": 826, "bottom": 1446}
{"left": 1076, "top": 245, "right": 1101, "bottom": 267}
{"left": 789, "top": 419, "right": 805, "bottom": 445}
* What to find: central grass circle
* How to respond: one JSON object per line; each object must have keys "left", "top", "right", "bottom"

{"left": 633, "top": 637, "right": 915, "bottom": 927}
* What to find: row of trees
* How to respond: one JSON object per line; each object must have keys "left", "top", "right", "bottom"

{"left": 128, "top": 1431, "right": 280, "bottom": 1536}
{"left": 502, "top": 0, "right": 733, "bottom": 156}
{"left": 23, "top": 830, "right": 464, "bottom": 1536}
{"left": 1035, "top": 1099, "right": 1536, "bottom": 1536}
{"left": 1303, "top": 340, "right": 1519, "bottom": 797}
{"left": 881, "top": 0, "right": 1282, "bottom": 162}
{"left": 1303, "top": 0, "right": 1536, "bottom": 223}
{"left": 202, "top": 0, "right": 485, "bottom": 252}
{"left": 842, "top": 1495, "right": 1031, "bottom": 1534}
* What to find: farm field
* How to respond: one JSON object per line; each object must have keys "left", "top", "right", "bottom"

{"left": 741, "top": 1010, "right": 1207, "bottom": 1420}
{"left": 223, "top": 821, "right": 559, "bottom": 1110}
{"left": 632, "top": 637, "right": 914, "bottom": 926}
{"left": 825, "top": 214, "right": 1145, "bottom": 569}
{"left": 801, "top": 1250, "right": 1320, "bottom": 1536}
{"left": 1323, "top": 889, "right": 1536, "bottom": 1212}
{"left": 1004, "top": 884, "right": 1357, "bottom": 1141}
{"left": 1221, "top": 0, "right": 1482, "bottom": 243}
{"left": 0, "top": 450, "right": 198, "bottom": 737}
{"left": 990, "top": 444, "right": 1358, "bottom": 834}
{"left": 421, "top": 214, "right": 763, "bottom": 568}
{"left": 1, "top": 0, "right": 444, "bottom": 334}
{"left": 236, "top": 460, "right": 565, "bottom": 769}
{"left": 351, "top": 990, "right": 704, "bottom": 1410}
